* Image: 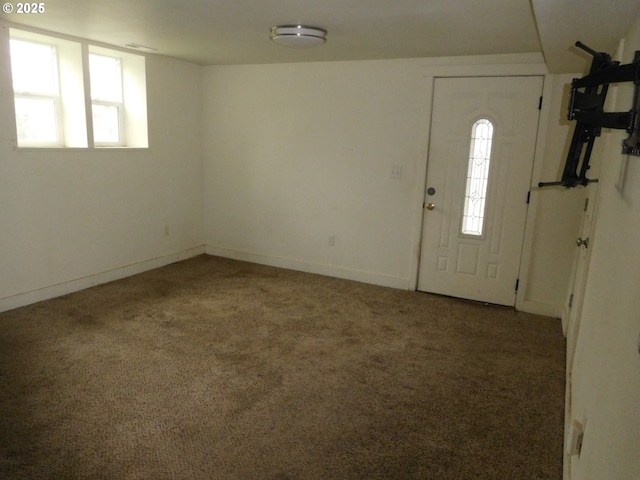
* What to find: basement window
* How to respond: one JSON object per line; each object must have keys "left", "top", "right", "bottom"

{"left": 89, "top": 53, "right": 124, "bottom": 145}
{"left": 88, "top": 45, "right": 148, "bottom": 148}
{"left": 461, "top": 119, "right": 494, "bottom": 236}
{"left": 9, "top": 36, "right": 76, "bottom": 147}
{"left": 8, "top": 28, "right": 148, "bottom": 149}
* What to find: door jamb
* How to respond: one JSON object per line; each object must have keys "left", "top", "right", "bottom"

{"left": 514, "top": 75, "right": 552, "bottom": 313}
{"left": 410, "top": 74, "right": 546, "bottom": 309}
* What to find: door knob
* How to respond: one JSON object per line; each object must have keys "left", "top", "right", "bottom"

{"left": 576, "top": 237, "right": 589, "bottom": 248}
{"left": 426, "top": 202, "right": 435, "bottom": 210}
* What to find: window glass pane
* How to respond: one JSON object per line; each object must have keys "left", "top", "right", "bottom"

{"left": 10, "top": 39, "right": 58, "bottom": 95}
{"left": 89, "top": 54, "right": 122, "bottom": 102}
{"left": 92, "top": 104, "right": 120, "bottom": 143}
{"left": 462, "top": 119, "right": 494, "bottom": 236}
{"left": 14, "top": 97, "right": 58, "bottom": 143}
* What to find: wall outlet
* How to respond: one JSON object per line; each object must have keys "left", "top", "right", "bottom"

{"left": 390, "top": 166, "right": 403, "bottom": 180}
{"left": 328, "top": 235, "right": 336, "bottom": 247}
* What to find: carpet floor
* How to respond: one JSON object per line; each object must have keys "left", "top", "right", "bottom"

{"left": 0, "top": 255, "right": 566, "bottom": 479}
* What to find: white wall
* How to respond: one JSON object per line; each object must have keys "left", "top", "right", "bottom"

{"left": 0, "top": 25, "right": 585, "bottom": 319}
{"left": 568, "top": 14, "right": 640, "bottom": 480}
{"left": 202, "top": 54, "right": 582, "bottom": 315}
{"left": 202, "top": 59, "right": 431, "bottom": 288}
{"left": 3, "top": 17, "right": 638, "bottom": 477}
{"left": 0, "top": 25, "right": 204, "bottom": 311}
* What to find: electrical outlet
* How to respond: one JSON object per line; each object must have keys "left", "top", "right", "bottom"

{"left": 328, "top": 235, "right": 336, "bottom": 247}
{"left": 390, "top": 166, "right": 403, "bottom": 180}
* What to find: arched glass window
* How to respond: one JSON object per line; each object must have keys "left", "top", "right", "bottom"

{"left": 462, "top": 119, "right": 494, "bottom": 236}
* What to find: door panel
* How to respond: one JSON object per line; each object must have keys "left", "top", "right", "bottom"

{"left": 418, "top": 76, "right": 543, "bottom": 306}
{"left": 565, "top": 184, "right": 598, "bottom": 371}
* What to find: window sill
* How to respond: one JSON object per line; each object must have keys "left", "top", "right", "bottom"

{"left": 12, "top": 146, "right": 150, "bottom": 152}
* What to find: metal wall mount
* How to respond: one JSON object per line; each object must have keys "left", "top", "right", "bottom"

{"left": 539, "top": 42, "right": 640, "bottom": 188}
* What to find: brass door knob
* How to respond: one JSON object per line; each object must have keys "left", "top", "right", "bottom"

{"left": 426, "top": 202, "right": 435, "bottom": 210}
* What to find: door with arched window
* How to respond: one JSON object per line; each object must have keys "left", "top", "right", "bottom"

{"left": 417, "top": 76, "right": 543, "bottom": 306}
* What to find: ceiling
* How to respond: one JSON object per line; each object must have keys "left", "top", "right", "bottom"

{"left": 1, "top": 0, "right": 640, "bottom": 73}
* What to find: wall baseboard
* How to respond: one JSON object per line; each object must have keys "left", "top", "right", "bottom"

{"left": 0, "top": 246, "right": 206, "bottom": 313}
{"left": 2, "top": 244, "right": 563, "bottom": 317}
{"left": 206, "top": 245, "right": 411, "bottom": 290}
{"left": 517, "top": 299, "right": 562, "bottom": 318}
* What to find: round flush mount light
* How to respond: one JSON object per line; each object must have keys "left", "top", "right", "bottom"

{"left": 270, "top": 25, "right": 327, "bottom": 49}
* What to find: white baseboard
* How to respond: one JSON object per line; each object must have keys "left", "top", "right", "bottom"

{"left": 4, "top": 245, "right": 560, "bottom": 315}
{"left": 516, "top": 299, "right": 563, "bottom": 318}
{"left": 206, "top": 245, "right": 411, "bottom": 290}
{"left": 561, "top": 305, "right": 570, "bottom": 337}
{"left": 0, "top": 246, "right": 206, "bottom": 313}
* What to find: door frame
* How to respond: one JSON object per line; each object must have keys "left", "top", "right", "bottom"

{"left": 513, "top": 76, "right": 557, "bottom": 315}
{"left": 410, "top": 73, "right": 548, "bottom": 309}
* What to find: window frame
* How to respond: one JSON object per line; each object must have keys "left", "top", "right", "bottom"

{"left": 10, "top": 38, "right": 64, "bottom": 147}
{"left": 89, "top": 52, "right": 126, "bottom": 147}
{"left": 461, "top": 117, "right": 495, "bottom": 238}
{"left": 7, "top": 26, "right": 149, "bottom": 150}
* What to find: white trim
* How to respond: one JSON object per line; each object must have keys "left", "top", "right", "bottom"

{"left": 89, "top": 51, "right": 126, "bottom": 147}
{"left": 517, "top": 299, "right": 562, "bottom": 318}
{"left": 561, "top": 304, "right": 571, "bottom": 336}
{"left": 418, "top": 54, "right": 548, "bottom": 78}
{"left": 10, "top": 37, "right": 64, "bottom": 146}
{"left": 515, "top": 75, "right": 552, "bottom": 314}
{"left": 0, "top": 246, "right": 205, "bottom": 313}
{"left": 206, "top": 245, "right": 411, "bottom": 290}
{"left": 408, "top": 76, "right": 435, "bottom": 290}
{"left": 414, "top": 73, "right": 547, "bottom": 309}
{"left": 563, "top": 371, "right": 573, "bottom": 480}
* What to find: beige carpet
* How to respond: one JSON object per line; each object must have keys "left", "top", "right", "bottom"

{"left": 0, "top": 255, "right": 565, "bottom": 479}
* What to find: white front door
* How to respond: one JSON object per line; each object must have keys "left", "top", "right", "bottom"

{"left": 418, "top": 76, "right": 543, "bottom": 306}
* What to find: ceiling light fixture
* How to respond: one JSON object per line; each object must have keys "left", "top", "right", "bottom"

{"left": 270, "top": 25, "right": 327, "bottom": 49}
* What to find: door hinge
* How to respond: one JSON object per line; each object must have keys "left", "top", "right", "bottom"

{"left": 526, "top": 191, "right": 531, "bottom": 204}
{"left": 515, "top": 278, "right": 520, "bottom": 292}
{"left": 584, "top": 197, "right": 589, "bottom": 212}
{"left": 538, "top": 96, "right": 543, "bottom": 110}
{"left": 569, "top": 293, "right": 574, "bottom": 308}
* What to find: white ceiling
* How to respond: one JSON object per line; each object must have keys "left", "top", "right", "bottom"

{"left": 1, "top": 0, "right": 640, "bottom": 73}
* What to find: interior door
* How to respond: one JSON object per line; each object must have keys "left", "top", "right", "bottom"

{"left": 418, "top": 76, "right": 543, "bottom": 306}
{"left": 562, "top": 183, "right": 598, "bottom": 480}
{"left": 564, "top": 184, "right": 598, "bottom": 372}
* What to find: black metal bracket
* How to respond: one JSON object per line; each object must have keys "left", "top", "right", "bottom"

{"left": 539, "top": 42, "right": 640, "bottom": 188}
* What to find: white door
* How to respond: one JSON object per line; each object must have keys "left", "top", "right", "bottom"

{"left": 564, "top": 184, "right": 598, "bottom": 372}
{"left": 418, "top": 76, "right": 543, "bottom": 306}
{"left": 563, "top": 184, "right": 598, "bottom": 480}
